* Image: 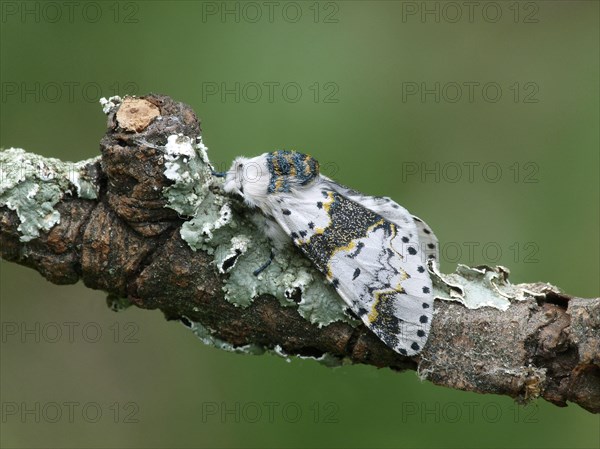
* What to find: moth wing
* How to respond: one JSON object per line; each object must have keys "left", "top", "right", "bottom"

{"left": 268, "top": 182, "right": 433, "bottom": 356}
{"left": 411, "top": 215, "right": 439, "bottom": 262}
{"left": 322, "top": 178, "right": 440, "bottom": 261}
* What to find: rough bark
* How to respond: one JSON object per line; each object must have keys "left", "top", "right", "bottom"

{"left": 1, "top": 94, "right": 598, "bottom": 414}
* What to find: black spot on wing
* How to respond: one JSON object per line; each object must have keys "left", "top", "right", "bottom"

{"left": 282, "top": 209, "right": 291, "bottom": 215}
{"left": 352, "top": 268, "right": 361, "bottom": 280}
{"left": 348, "top": 242, "right": 365, "bottom": 259}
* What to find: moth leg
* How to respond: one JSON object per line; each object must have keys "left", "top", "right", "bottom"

{"left": 253, "top": 249, "right": 274, "bottom": 276}
{"left": 252, "top": 216, "right": 291, "bottom": 276}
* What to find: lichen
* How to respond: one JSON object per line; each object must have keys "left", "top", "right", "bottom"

{"left": 0, "top": 147, "right": 99, "bottom": 242}
{"left": 272, "top": 344, "right": 344, "bottom": 367}
{"left": 185, "top": 319, "right": 265, "bottom": 355}
{"left": 162, "top": 134, "right": 214, "bottom": 218}
{"left": 430, "top": 262, "right": 537, "bottom": 310}
{"left": 99, "top": 95, "right": 122, "bottom": 114}
{"left": 214, "top": 235, "right": 250, "bottom": 274}
{"left": 160, "top": 133, "right": 355, "bottom": 335}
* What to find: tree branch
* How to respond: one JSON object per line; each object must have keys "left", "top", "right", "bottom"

{"left": 1, "top": 94, "right": 598, "bottom": 414}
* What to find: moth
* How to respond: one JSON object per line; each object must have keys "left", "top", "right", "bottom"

{"left": 217, "top": 150, "right": 438, "bottom": 356}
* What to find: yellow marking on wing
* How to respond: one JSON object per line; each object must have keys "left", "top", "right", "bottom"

{"left": 397, "top": 269, "right": 410, "bottom": 281}
{"left": 298, "top": 192, "right": 335, "bottom": 245}
{"left": 325, "top": 240, "right": 356, "bottom": 278}
{"left": 366, "top": 218, "right": 386, "bottom": 233}
{"left": 385, "top": 222, "right": 408, "bottom": 262}
{"left": 367, "top": 291, "right": 384, "bottom": 323}
{"left": 367, "top": 291, "right": 389, "bottom": 324}
{"left": 310, "top": 192, "right": 335, "bottom": 237}
{"left": 367, "top": 284, "right": 406, "bottom": 325}
{"left": 323, "top": 191, "right": 335, "bottom": 213}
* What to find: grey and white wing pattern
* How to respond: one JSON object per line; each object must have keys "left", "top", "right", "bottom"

{"left": 322, "top": 177, "right": 440, "bottom": 262}
{"left": 270, "top": 182, "right": 434, "bottom": 356}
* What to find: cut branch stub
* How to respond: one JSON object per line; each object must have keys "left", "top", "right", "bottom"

{"left": 101, "top": 94, "right": 201, "bottom": 237}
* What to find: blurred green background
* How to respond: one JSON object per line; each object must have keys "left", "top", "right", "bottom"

{"left": 1, "top": 1, "right": 598, "bottom": 448}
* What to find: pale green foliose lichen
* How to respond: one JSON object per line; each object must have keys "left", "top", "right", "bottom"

{"left": 430, "top": 262, "right": 536, "bottom": 310}
{"left": 162, "top": 134, "right": 214, "bottom": 218}
{"left": 160, "top": 133, "right": 356, "bottom": 333}
{"left": 99, "top": 96, "right": 122, "bottom": 114}
{"left": 0, "top": 147, "right": 99, "bottom": 242}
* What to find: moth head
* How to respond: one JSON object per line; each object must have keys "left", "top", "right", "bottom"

{"left": 223, "top": 151, "right": 320, "bottom": 210}
{"left": 223, "top": 155, "right": 271, "bottom": 209}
